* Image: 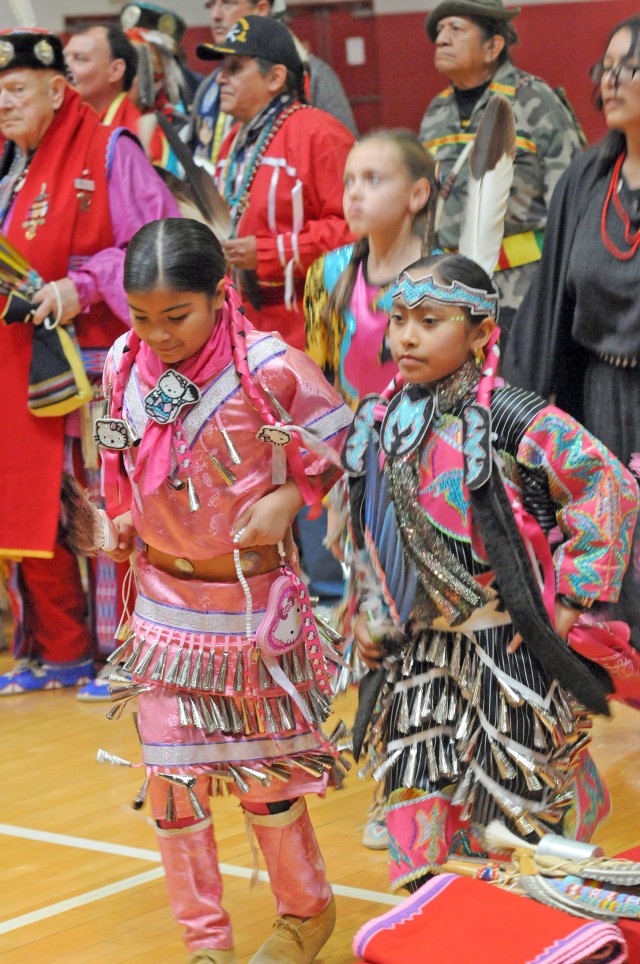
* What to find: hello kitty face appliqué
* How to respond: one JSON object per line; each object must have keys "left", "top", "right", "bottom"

{"left": 144, "top": 370, "right": 201, "bottom": 425}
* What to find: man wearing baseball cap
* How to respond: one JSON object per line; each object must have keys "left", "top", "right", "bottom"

{"left": 190, "top": 0, "right": 356, "bottom": 167}
{"left": 199, "top": 15, "right": 354, "bottom": 351}
{"left": 419, "top": 0, "right": 584, "bottom": 340}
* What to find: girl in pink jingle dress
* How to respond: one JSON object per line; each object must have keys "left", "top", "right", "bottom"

{"left": 95, "top": 218, "right": 352, "bottom": 964}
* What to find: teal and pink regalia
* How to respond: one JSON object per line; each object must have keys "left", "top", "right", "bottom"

{"left": 343, "top": 278, "right": 638, "bottom": 891}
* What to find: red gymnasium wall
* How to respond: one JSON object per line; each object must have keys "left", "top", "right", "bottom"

{"left": 183, "top": 0, "right": 637, "bottom": 145}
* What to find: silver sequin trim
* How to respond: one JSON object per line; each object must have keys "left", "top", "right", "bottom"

{"left": 135, "top": 593, "right": 266, "bottom": 634}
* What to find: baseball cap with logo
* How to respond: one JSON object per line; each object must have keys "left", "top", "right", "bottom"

{"left": 196, "top": 15, "right": 303, "bottom": 80}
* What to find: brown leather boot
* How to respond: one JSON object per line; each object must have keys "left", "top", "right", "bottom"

{"left": 248, "top": 893, "right": 336, "bottom": 963}
{"left": 188, "top": 950, "right": 237, "bottom": 963}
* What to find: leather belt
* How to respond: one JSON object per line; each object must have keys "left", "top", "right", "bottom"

{"left": 145, "top": 543, "right": 281, "bottom": 581}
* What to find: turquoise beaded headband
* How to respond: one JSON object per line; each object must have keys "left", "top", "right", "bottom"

{"left": 392, "top": 271, "right": 498, "bottom": 317}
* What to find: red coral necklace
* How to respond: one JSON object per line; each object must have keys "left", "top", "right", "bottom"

{"left": 601, "top": 152, "right": 640, "bottom": 260}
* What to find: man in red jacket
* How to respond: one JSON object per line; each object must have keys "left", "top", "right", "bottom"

{"left": 0, "top": 29, "right": 179, "bottom": 695}
{"left": 201, "top": 16, "right": 354, "bottom": 351}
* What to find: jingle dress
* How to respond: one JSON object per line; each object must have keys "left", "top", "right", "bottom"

{"left": 344, "top": 362, "right": 637, "bottom": 890}
{"left": 102, "top": 324, "right": 352, "bottom": 808}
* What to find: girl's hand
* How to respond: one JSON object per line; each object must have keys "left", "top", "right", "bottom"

{"left": 31, "top": 278, "right": 81, "bottom": 326}
{"left": 507, "top": 599, "right": 582, "bottom": 654}
{"left": 354, "top": 611, "right": 385, "bottom": 670}
{"left": 104, "top": 511, "right": 136, "bottom": 562}
{"left": 232, "top": 481, "right": 304, "bottom": 548}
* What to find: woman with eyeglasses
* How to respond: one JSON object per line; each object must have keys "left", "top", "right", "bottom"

{"left": 504, "top": 15, "right": 640, "bottom": 653}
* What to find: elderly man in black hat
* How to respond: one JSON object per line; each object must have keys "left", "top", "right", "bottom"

{"left": 0, "top": 28, "right": 178, "bottom": 699}
{"left": 200, "top": 14, "right": 354, "bottom": 352}
{"left": 419, "top": 0, "right": 584, "bottom": 340}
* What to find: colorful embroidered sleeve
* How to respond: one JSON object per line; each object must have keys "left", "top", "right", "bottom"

{"left": 516, "top": 406, "right": 638, "bottom": 603}
{"left": 303, "top": 253, "right": 331, "bottom": 372}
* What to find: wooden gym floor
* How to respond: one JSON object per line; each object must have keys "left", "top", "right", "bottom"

{"left": 1, "top": 649, "right": 640, "bottom": 963}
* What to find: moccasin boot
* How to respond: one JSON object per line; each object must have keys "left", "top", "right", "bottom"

{"left": 248, "top": 894, "right": 336, "bottom": 964}
{"left": 188, "top": 950, "right": 237, "bottom": 963}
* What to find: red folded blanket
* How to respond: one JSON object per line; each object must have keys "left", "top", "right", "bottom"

{"left": 352, "top": 873, "right": 627, "bottom": 964}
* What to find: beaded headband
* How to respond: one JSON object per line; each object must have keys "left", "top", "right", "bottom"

{"left": 392, "top": 271, "right": 498, "bottom": 317}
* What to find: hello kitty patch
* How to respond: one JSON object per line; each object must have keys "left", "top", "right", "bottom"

{"left": 144, "top": 370, "right": 201, "bottom": 425}
{"left": 94, "top": 418, "right": 132, "bottom": 450}
{"left": 256, "top": 574, "right": 303, "bottom": 655}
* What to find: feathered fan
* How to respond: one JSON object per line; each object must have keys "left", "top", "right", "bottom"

{"left": 459, "top": 94, "right": 516, "bottom": 275}
{"left": 0, "top": 232, "right": 92, "bottom": 416}
{"left": 7, "top": 0, "right": 37, "bottom": 27}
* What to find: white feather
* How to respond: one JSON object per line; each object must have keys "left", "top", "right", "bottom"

{"left": 7, "top": 0, "right": 37, "bottom": 27}
{"left": 458, "top": 94, "right": 517, "bottom": 277}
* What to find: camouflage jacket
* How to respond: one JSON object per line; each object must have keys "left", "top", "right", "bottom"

{"left": 419, "top": 62, "right": 583, "bottom": 317}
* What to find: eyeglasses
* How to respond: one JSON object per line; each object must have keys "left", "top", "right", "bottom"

{"left": 590, "top": 59, "right": 640, "bottom": 89}
{"left": 204, "top": 0, "right": 242, "bottom": 10}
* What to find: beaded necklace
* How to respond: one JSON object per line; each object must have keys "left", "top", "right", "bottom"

{"left": 224, "top": 101, "right": 306, "bottom": 226}
{"left": 600, "top": 152, "right": 640, "bottom": 261}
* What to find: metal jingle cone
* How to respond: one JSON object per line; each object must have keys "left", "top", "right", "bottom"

{"left": 150, "top": 645, "right": 169, "bottom": 682}
{"left": 212, "top": 696, "right": 230, "bottom": 732}
{"left": 237, "top": 764, "right": 271, "bottom": 787}
{"left": 397, "top": 689, "right": 410, "bottom": 733}
{"left": 358, "top": 756, "right": 377, "bottom": 780}
{"left": 459, "top": 782, "right": 478, "bottom": 823}
{"left": 228, "top": 765, "right": 250, "bottom": 794}
{"left": 296, "top": 688, "right": 312, "bottom": 721}
{"left": 308, "top": 686, "right": 330, "bottom": 722}
{"left": 450, "top": 634, "right": 462, "bottom": 681}
{"left": 459, "top": 726, "right": 481, "bottom": 764}
{"left": 314, "top": 613, "right": 344, "bottom": 645}
{"left": 260, "top": 381, "right": 293, "bottom": 424}
{"left": 262, "top": 763, "right": 292, "bottom": 783}
{"left": 328, "top": 719, "right": 349, "bottom": 744}
{"left": 447, "top": 690, "right": 458, "bottom": 722}
{"left": 291, "top": 647, "right": 306, "bottom": 684}
{"left": 292, "top": 756, "right": 325, "bottom": 777}
{"left": 416, "top": 632, "right": 428, "bottom": 663}
{"left": 107, "top": 632, "right": 137, "bottom": 665}
{"left": 533, "top": 713, "right": 548, "bottom": 751}
{"left": 257, "top": 657, "right": 270, "bottom": 691}
{"left": 458, "top": 650, "right": 472, "bottom": 698}
{"left": 207, "top": 696, "right": 224, "bottom": 732}
{"left": 491, "top": 740, "right": 517, "bottom": 780}
{"left": 426, "top": 738, "right": 439, "bottom": 782}
{"left": 401, "top": 645, "right": 414, "bottom": 677}
{"left": 132, "top": 776, "right": 149, "bottom": 811}
{"left": 438, "top": 736, "right": 452, "bottom": 779}
{"left": 262, "top": 697, "right": 279, "bottom": 734}
{"left": 448, "top": 740, "right": 460, "bottom": 777}
{"left": 164, "top": 644, "right": 185, "bottom": 686}
{"left": 241, "top": 698, "right": 257, "bottom": 735}
{"left": 226, "top": 698, "right": 244, "bottom": 734}
{"left": 499, "top": 677, "right": 524, "bottom": 708}
{"left": 532, "top": 703, "right": 557, "bottom": 733}
{"left": 410, "top": 685, "right": 425, "bottom": 729}
{"left": 421, "top": 680, "right": 434, "bottom": 721}
{"left": 208, "top": 452, "right": 237, "bottom": 487}
{"left": 157, "top": 773, "right": 206, "bottom": 821}
{"left": 109, "top": 671, "right": 136, "bottom": 687}
{"left": 122, "top": 636, "right": 147, "bottom": 673}
{"left": 372, "top": 746, "right": 403, "bottom": 783}
{"left": 165, "top": 784, "right": 177, "bottom": 822}
{"left": 303, "top": 649, "right": 315, "bottom": 681}
{"left": 109, "top": 684, "right": 151, "bottom": 702}
{"left": 470, "top": 667, "right": 483, "bottom": 709}
{"left": 189, "top": 649, "right": 204, "bottom": 690}
{"left": 198, "top": 695, "right": 216, "bottom": 733}
{"left": 114, "top": 619, "right": 133, "bottom": 641}
{"left": 203, "top": 650, "right": 216, "bottom": 691}
{"left": 433, "top": 682, "right": 449, "bottom": 725}
{"left": 233, "top": 652, "right": 244, "bottom": 692}
{"left": 216, "top": 415, "right": 243, "bottom": 465}
{"left": 280, "top": 650, "right": 292, "bottom": 680}
{"left": 452, "top": 766, "right": 473, "bottom": 806}
{"left": 426, "top": 632, "right": 447, "bottom": 668}
{"left": 214, "top": 651, "right": 229, "bottom": 693}
{"left": 402, "top": 741, "right": 419, "bottom": 788}
{"left": 189, "top": 696, "right": 206, "bottom": 730}
{"left": 96, "top": 748, "right": 132, "bottom": 767}
{"left": 106, "top": 700, "right": 129, "bottom": 721}
{"left": 133, "top": 640, "right": 158, "bottom": 677}
{"left": 498, "top": 692, "right": 510, "bottom": 734}
{"left": 276, "top": 696, "right": 295, "bottom": 731}
{"left": 178, "top": 694, "right": 192, "bottom": 727}
{"left": 186, "top": 476, "right": 201, "bottom": 512}
{"left": 177, "top": 648, "right": 193, "bottom": 689}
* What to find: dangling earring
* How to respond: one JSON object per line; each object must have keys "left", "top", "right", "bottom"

{"left": 474, "top": 345, "right": 485, "bottom": 367}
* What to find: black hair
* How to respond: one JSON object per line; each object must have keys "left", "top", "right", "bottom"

{"left": 592, "top": 15, "right": 640, "bottom": 177}
{"left": 398, "top": 252, "right": 498, "bottom": 324}
{"left": 255, "top": 56, "right": 306, "bottom": 103}
{"left": 68, "top": 21, "right": 138, "bottom": 92}
{"left": 474, "top": 15, "right": 518, "bottom": 69}
{"left": 124, "top": 218, "right": 226, "bottom": 295}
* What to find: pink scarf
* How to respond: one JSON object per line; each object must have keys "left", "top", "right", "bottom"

{"left": 132, "top": 287, "right": 238, "bottom": 496}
